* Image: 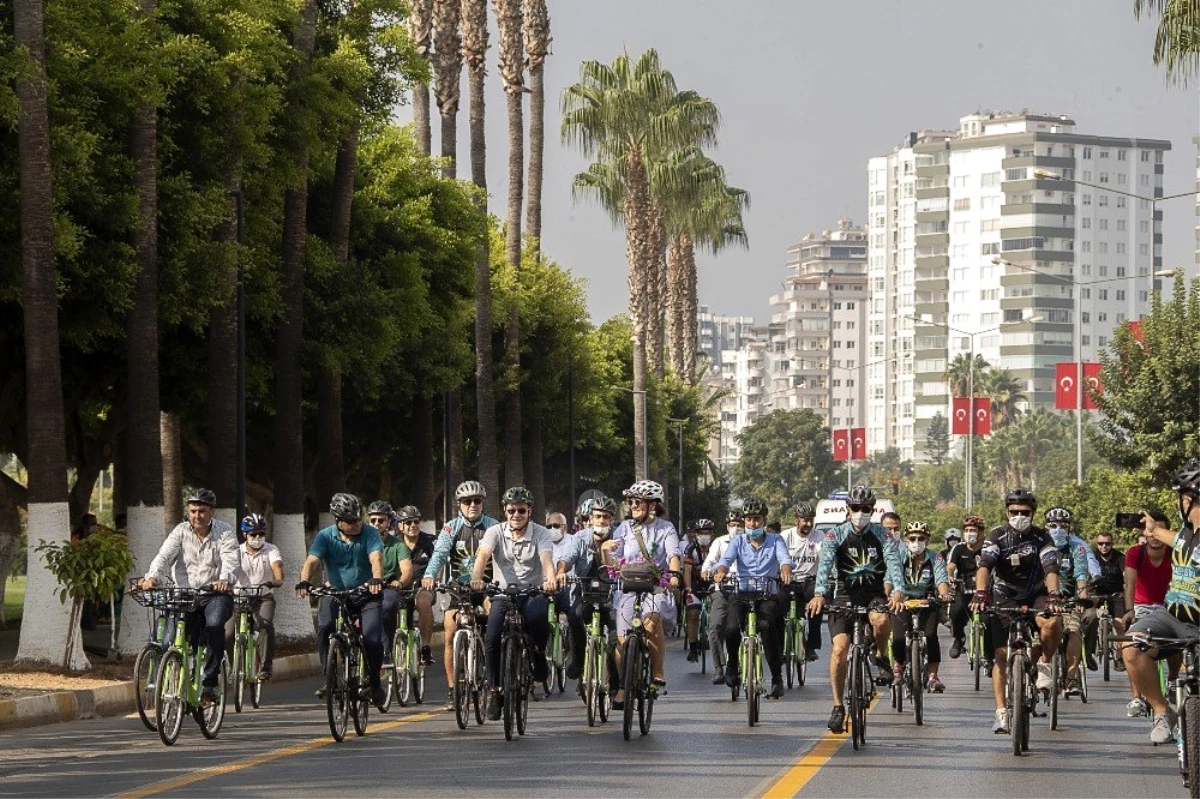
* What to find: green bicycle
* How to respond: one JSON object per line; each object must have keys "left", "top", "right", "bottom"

{"left": 310, "top": 585, "right": 373, "bottom": 742}
{"left": 781, "top": 586, "right": 809, "bottom": 688}
{"left": 966, "top": 607, "right": 988, "bottom": 691}
{"left": 127, "top": 581, "right": 174, "bottom": 731}
{"left": 153, "top": 586, "right": 229, "bottom": 746}
{"left": 545, "top": 598, "right": 569, "bottom": 696}
{"left": 574, "top": 575, "right": 615, "bottom": 727}
{"left": 231, "top": 584, "right": 272, "bottom": 713}
{"left": 390, "top": 588, "right": 426, "bottom": 707}
{"left": 721, "top": 576, "right": 779, "bottom": 727}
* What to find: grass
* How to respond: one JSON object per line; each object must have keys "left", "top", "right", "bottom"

{"left": 3, "top": 575, "right": 24, "bottom": 624}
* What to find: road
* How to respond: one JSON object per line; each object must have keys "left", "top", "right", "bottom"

{"left": 0, "top": 631, "right": 1184, "bottom": 798}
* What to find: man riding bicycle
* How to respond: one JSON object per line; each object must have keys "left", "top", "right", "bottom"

{"left": 225, "top": 513, "right": 284, "bottom": 681}
{"left": 370, "top": 502, "right": 414, "bottom": 667}
{"left": 682, "top": 518, "right": 715, "bottom": 663}
{"left": 781, "top": 502, "right": 824, "bottom": 661}
{"left": 557, "top": 495, "right": 618, "bottom": 682}
{"left": 141, "top": 487, "right": 239, "bottom": 705}
{"left": 807, "top": 485, "right": 904, "bottom": 734}
{"left": 296, "top": 493, "right": 387, "bottom": 709}
{"left": 947, "top": 515, "right": 986, "bottom": 659}
{"left": 970, "top": 487, "right": 1064, "bottom": 735}
{"left": 1044, "top": 506, "right": 1092, "bottom": 696}
{"left": 891, "top": 521, "right": 951, "bottom": 692}
{"left": 700, "top": 505, "right": 745, "bottom": 684}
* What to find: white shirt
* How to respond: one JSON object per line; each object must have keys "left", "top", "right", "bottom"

{"left": 781, "top": 526, "right": 823, "bottom": 579}
{"left": 701, "top": 534, "right": 738, "bottom": 577}
{"left": 235, "top": 542, "right": 282, "bottom": 594}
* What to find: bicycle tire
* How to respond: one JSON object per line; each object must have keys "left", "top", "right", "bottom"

{"left": 622, "top": 635, "right": 639, "bottom": 741}
{"left": 516, "top": 644, "right": 530, "bottom": 736}
{"left": 412, "top": 636, "right": 426, "bottom": 704}
{"left": 250, "top": 636, "right": 263, "bottom": 709}
{"left": 848, "top": 647, "right": 863, "bottom": 749}
{"left": 1021, "top": 661, "right": 1032, "bottom": 752}
{"left": 233, "top": 637, "right": 246, "bottom": 713}
{"left": 1184, "top": 695, "right": 1200, "bottom": 799}
{"left": 502, "top": 637, "right": 518, "bottom": 741}
{"left": 746, "top": 637, "right": 760, "bottom": 727}
{"left": 396, "top": 632, "right": 412, "bottom": 707}
{"left": 326, "top": 637, "right": 349, "bottom": 743}
{"left": 350, "top": 647, "right": 369, "bottom": 737}
{"left": 1100, "top": 619, "right": 1111, "bottom": 682}
{"left": 911, "top": 636, "right": 924, "bottom": 726}
{"left": 473, "top": 635, "right": 486, "bottom": 726}
{"left": 154, "top": 649, "right": 186, "bottom": 746}
{"left": 783, "top": 622, "right": 795, "bottom": 690}
{"left": 972, "top": 630, "right": 983, "bottom": 692}
{"left": 856, "top": 649, "right": 871, "bottom": 748}
{"left": 1050, "top": 652, "right": 1060, "bottom": 730}
{"left": 1078, "top": 643, "right": 1089, "bottom": 704}
{"left": 198, "top": 659, "right": 227, "bottom": 740}
{"left": 453, "top": 631, "right": 470, "bottom": 730}
{"left": 598, "top": 640, "right": 611, "bottom": 724}
{"left": 638, "top": 644, "right": 653, "bottom": 736}
{"left": 1010, "top": 652, "right": 1028, "bottom": 756}
{"left": 892, "top": 665, "right": 903, "bottom": 713}
{"left": 134, "top": 644, "right": 161, "bottom": 731}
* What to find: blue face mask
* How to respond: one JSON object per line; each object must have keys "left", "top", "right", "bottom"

{"left": 746, "top": 526, "right": 765, "bottom": 540}
{"left": 1049, "top": 527, "right": 1068, "bottom": 548}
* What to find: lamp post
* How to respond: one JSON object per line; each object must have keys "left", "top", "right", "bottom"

{"left": 666, "top": 417, "right": 686, "bottom": 524}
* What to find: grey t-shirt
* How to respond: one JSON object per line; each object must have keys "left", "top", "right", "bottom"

{"left": 480, "top": 522, "right": 553, "bottom": 589}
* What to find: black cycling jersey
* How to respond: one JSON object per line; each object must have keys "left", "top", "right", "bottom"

{"left": 947, "top": 542, "right": 983, "bottom": 587}
{"left": 834, "top": 528, "right": 888, "bottom": 604}
{"left": 404, "top": 532, "right": 437, "bottom": 582}
{"left": 978, "top": 524, "right": 1060, "bottom": 603}
{"left": 1092, "top": 548, "right": 1126, "bottom": 595}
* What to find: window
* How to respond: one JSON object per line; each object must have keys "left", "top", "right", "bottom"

{"left": 1141, "top": 150, "right": 1151, "bottom": 162}
{"left": 1082, "top": 288, "right": 1091, "bottom": 299}
{"left": 1082, "top": 147, "right": 1093, "bottom": 159}
{"left": 1083, "top": 170, "right": 1093, "bottom": 181}
{"left": 981, "top": 172, "right": 1001, "bottom": 187}
{"left": 1099, "top": 289, "right": 1108, "bottom": 301}
{"left": 1005, "top": 168, "right": 1028, "bottom": 181}
{"left": 1099, "top": 149, "right": 1110, "bottom": 159}
{"left": 1140, "top": 291, "right": 1148, "bottom": 303}
{"left": 1081, "top": 241, "right": 1092, "bottom": 253}
{"left": 1118, "top": 149, "right": 1127, "bottom": 161}
{"left": 1117, "top": 196, "right": 1126, "bottom": 208}
{"left": 981, "top": 219, "right": 1001, "bottom": 232}
{"left": 1117, "top": 219, "right": 1126, "bottom": 231}
{"left": 1117, "top": 290, "right": 1126, "bottom": 301}
{"left": 1003, "top": 309, "right": 1024, "bottom": 323}
{"left": 847, "top": 341, "right": 856, "bottom": 349}
{"left": 1081, "top": 264, "right": 1092, "bottom": 276}
{"left": 1099, "top": 242, "right": 1108, "bottom": 254}
{"left": 1141, "top": 174, "right": 1151, "bottom": 186}
{"left": 1117, "top": 174, "right": 1128, "bottom": 186}
{"left": 846, "top": 302, "right": 856, "bottom": 310}
{"left": 954, "top": 221, "right": 970, "bottom": 234}
{"left": 1082, "top": 194, "right": 1092, "bottom": 206}
{"left": 1099, "top": 336, "right": 1108, "bottom": 347}
{"left": 1139, "top": 243, "right": 1150, "bottom": 256}
{"left": 1098, "top": 196, "right": 1109, "bottom": 207}
{"left": 1081, "top": 312, "right": 1090, "bottom": 324}
{"left": 981, "top": 195, "right": 1001, "bottom": 209}
{"left": 1098, "top": 219, "right": 1108, "bottom": 230}
{"left": 952, "top": 175, "right": 969, "bottom": 188}
{"left": 1117, "top": 313, "right": 1127, "bottom": 323}
{"left": 1117, "top": 243, "right": 1126, "bottom": 254}
{"left": 953, "top": 198, "right": 971, "bottom": 211}
{"left": 1140, "top": 220, "right": 1150, "bottom": 233}
{"left": 1099, "top": 172, "right": 1110, "bottom": 183}
{"left": 981, "top": 242, "right": 1000, "bottom": 255}
{"left": 1044, "top": 309, "right": 1071, "bottom": 323}
{"left": 1082, "top": 335, "right": 1090, "bottom": 346}
{"left": 1082, "top": 218, "right": 1092, "bottom": 229}
{"left": 1099, "top": 265, "right": 1108, "bottom": 276}
{"left": 980, "top": 288, "right": 999, "bottom": 301}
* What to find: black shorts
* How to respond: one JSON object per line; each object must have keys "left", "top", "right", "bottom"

{"left": 826, "top": 597, "right": 888, "bottom": 640}
{"left": 987, "top": 593, "right": 1048, "bottom": 652}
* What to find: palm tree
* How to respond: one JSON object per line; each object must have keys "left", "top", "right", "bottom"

{"left": 13, "top": 0, "right": 84, "bottom": 668}
{"left": 523, "top": 0, "right": 549, "bottom": 246}
{"left": 461, "top": 0, "right": 499, "bottom": 506}
{"left": 495, "top": 0, "right": 524, "bottom": 486}
{"left": 409, "top": 0, "right": 434, "bottom": 155}
{"left": 561, "top": 50, "right": 720, "bottom": 476}
{"left": 983, "top": 368, "right": 1026, "bottom": 428}
{"left": 1134, "top": 0, "right": 1200, "bottom": 84}
{"left": 942, "top": 352, "right": 990, "bottom": 397}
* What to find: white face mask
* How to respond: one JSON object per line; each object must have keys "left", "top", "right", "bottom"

{"left": 963, "top": 531, "right": 979, "bottom": 545}
{"left": 729, "top": 525, "right": 743, "bottom": 536}
{"left": 697, "top": 534, "right": 712, "bottom": 546}
{"left": 246, "top": 536, "right": 265, "bottom": 550}
{"left": 551, "top": 528, "right": 565, "bottom": 544}
{"left": 908, "top": 539, "right": 926, "bottom": 555}
{"left": 849, "top": 512, "right": 870, "bottom": 530}
{"left": 592, "top": 525, "right": 610, "bottom": 540}
{"left": 1009, "top": 515, "right": 1032, "bottom": 533}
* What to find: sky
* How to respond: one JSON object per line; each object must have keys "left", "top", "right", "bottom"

{"left": 399, "top": 0, "right": 1200, "bottom": 325}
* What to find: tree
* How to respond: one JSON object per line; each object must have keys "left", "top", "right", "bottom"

{"left": 408, "top": 0, "right": 433, "bottom": 155}
{"left": 1042, "top": 465, "right": 1176, "bottom": 545}
{"left": 942, "top": 352, "right": 989, "bottom": 397}
{"left": 35, "top": 532, "right": 132, "bottom": 668}
{"left": 925, "top": 411, "right": 950, "bottom": 465}
{"left": 731, "top": 410, "right": 841, "bottom": 513}
{"left": 523, "top": 0, "right": 549, "bottom": 248}
{"left": 1134, "top": 0, "right": 1200, "bottom": 85}
{"left": 982, "top": 367, "right": 1025, "bottom": 429}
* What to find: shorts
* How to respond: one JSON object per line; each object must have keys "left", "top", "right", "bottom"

{"left": 1129, "top": 606, "right": 1200, "bottom": 660}
{"left": 1135, "top": 603, "right": 1165, "bottom": 620}
{"left": 987, "top": 593, "right": 1049, "bottom": 651}
{"left": 1062, "top": 608, "right": 1082, "bottom": 635}
{"left": 615, "top": 590, "right": 676, "bottom": 637}
{"left": 825, "top": 597, "right": 888, "bottom": 640}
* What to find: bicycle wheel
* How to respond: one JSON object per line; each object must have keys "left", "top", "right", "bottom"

{"left": 502, "top": 638, "right": 519, "bottom": 741}
{"left": 892, "top": 664, "right": 903, "bottom": 713}
{"left": 911, "top": 637, "right": 924, "bottom": 726}
{"left": 154, "top": 649, "right": 186, "bottom": 746}
{"left": 598, "top": 641, "right": 611, "bottom": 724}
{"left": 134, "top": 644, "right": 161, "bottom": 731}
{"left": 394, "top": 633, "right": 411, "bottom": 706}
{"left": 622, "top": 635, "right": 639, "bottom": 741}
{"left": 473, "top": 635, "right": 486, "bottom": 726}
{"left": 1078, "top": 643, "right": 1090, "bottom": 704}
{"left": 411, "top": 637, "right": 426, "bottom": 704}
{"left": 639, "top": 646, "right": 654, "bottom": 736}
{"left": 354, "top": 647, "right": 371, "bottom": 737}
{"left": 516, "top": 646, "right": 531, "bottom": 736}
{"left": 1050, "top": 652, "right": 1061, "bottom": 730}
{"left": 1183, "top": 695, "right": 1200, "bottom": 799}
{"left": 198, "top": 658, "right": 227, "bottom": 739}
{"left": 1100, "top": 619, "right": 1111, "bottom": 682}
{"left": 325, "top": 637, "right": 350, "bottom": 743}
{"left": 233, "top": 637, "right": 246, "bottom": 714}
{"left": 782, "top": 622, "right": 795, "bottom": 690}
{"left": 250, "top": 636, "right": 264, "bottom": 709}
{"left": 854, "top": 649, "right": 870, "bottom": 749}
{"left": 453, "top": 631, "right": 470, "bottom": 730}
{"left": 971, "top": 622, "right": 983, "bottom": 692}
{"left": 745, "top": 637, "right": 760, "bottom": 727}
{"left": 584, "top": 637, "right": 598, "bottom": 727}
{"left": 1010, "top": 652, "right": 1028, "bottom": 756}
{"left": 847, "top": 648, "right": 862, "bottom": 749}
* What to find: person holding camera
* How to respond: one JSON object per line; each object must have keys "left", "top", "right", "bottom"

{"left": 1121, "top": 507, "right": 1173, "bottom": 719}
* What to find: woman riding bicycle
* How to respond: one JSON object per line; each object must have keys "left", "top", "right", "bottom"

{"left": 890, "top": 521, "right": 951, "bottom": 693}
{"left": 682, "top": 518, "right": 715, "bottom": 663}
{"left": 225, "top": 513, "right": 284, "bottom": 681}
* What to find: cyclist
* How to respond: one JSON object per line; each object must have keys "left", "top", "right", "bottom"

{"left": 560, "top": 495, "right": 618, "bottom": 685}
{"left": 226, "top": 513, "right": 284, "bottom": 681}
{"left": 378, "top": 509, "right": 414, "bottom": 667}
{"left": 1125, "top": 461, "right": 1200, "bottom": 744}
{"left": 807, "top": 485, "right": 904, "bottom": 734}
{"left": 1122, "top": 508, "right": 1173, "bottom": 718}
{"left": 970, "top": 487, "right": 1064, "bottom": 735}
{"left": 891, "top": 521, "right": 951, "bottom": 692}
{"left": 296, "top": 493, "right": 387, "bottom": 708}
{"left": 141, "top": 487, "right": 239, "bottom": 704}
{"left": 725, "top": 506, "right": 744, "bottom": 538}
{"left": 469, "top": 485, "right": 557, "bottom": 721}
{"left": 425, "top": 480, "right": 500, "bottom": 709}
{"left": 367, "top": 501, "right": 396, "bottom": 537}
{"left": 881, "top": 511, "right": 901, "bottom": 539}
{"left": 1044, "top": 506, "right": 1092, "bottom": 696}
{"left": 941, "top": 528, "right": 962, "bottom": 562}
{"left": 391, "top": 505, "right": 437, "bottom": 671}
{"left": 700, "top": 508, "right": 743, "bottom": 684}
{"left": 781, "top": 502, "right": 823, "bottom": 661}
{"left": 947, "top": 515, "right": 986, "bottom": 659}
{"left": 713, "top": 498, "right": 793, "bottom": 700}
{"left": 1086, "top": 529, "right": 1126, "bottom": 672}
{"left": 603, "top": 480, "right": 681, "bottom": 706}
{"left": 682, "top": 519, "right": 715, "bottom": 663}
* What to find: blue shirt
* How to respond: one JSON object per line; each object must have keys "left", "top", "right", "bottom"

{"left": 308, "top": 525, "right": 383, "bottom": 590}
{"left": 553, "top": 532, "right": 595, "bottom": 578}
{"left": 718, "top": 532, "right": 793, "bottom": 591}
{"left": 896, "top": 549, "right": 949, "bottom": 599}
{"left": 427, "top": 513, "right": 500, "bottom": 582}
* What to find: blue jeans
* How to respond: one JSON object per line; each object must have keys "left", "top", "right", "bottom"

{"left": 485, "top": 595, "right": 550, "bottom": 688}
{"left": 317, "top": 594, "right": 384, "bottom": 689}
{"left": 186, "top": 594, "right": 233, "bottom": 688}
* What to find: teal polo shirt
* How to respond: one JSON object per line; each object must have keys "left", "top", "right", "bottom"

{"left": 309, "top": 524, "right": 383, "bottom": 590}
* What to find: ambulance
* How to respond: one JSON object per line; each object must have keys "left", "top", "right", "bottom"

{"left": 812, "top": 491, "right": 896, "bottom": 537}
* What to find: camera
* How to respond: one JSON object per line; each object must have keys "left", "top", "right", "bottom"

{"left": 1114, "top": 512, "right": 1144, "bottom": 530}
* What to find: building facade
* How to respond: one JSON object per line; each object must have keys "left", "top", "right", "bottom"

{"left": 698, "top": 305, "right": 756, "bottom": 374}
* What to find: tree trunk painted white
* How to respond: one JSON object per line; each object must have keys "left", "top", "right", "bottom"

{"left": 16, "top": 502, "right": 88, "bottom": 669}
{"left": 317, "top": 512, "right": 333, "bottom": 531}
{"left": 272, "top": 512, "right": 314, "bottom": 641}
{"left": 214, "top": 506, "right": 237, "bottom": 529}
{"left": 117, "top": 503, "right": 165, "bottom": 654}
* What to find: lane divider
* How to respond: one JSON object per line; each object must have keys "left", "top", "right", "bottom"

{"left": 114, "top": 710, "right": 440, "bottom": 799}
{"left": 759, "top": 693, "right": 882, "bottom": 799}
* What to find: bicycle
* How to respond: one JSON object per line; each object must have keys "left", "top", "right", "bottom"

{"left": 1091, "top": 591, "right": 1122, "bottom": 682}
{"left": 389, "top": 587, "right": 426, "bottom": 708}
{"left": 966, "top": 606, "right": 988, "bottom": 692}
{"left": 830, "top": 602, "right": 881, "bottom": 751}
{"left": 617, "top": 574, "right": 669, "bottom": 740}
{"left": 440, "top": 583, "right": 487, "bottom": 730}
{"left": 721, "top": 576, "right": 780, "bottom": 727}
{"left": 781, "top": 583, "right": 809, "bottom": 688}
{"left": 572, "top": 575, "right": 615, "bottom": 727}
{"left": 486, "top": 584, "right": 551, "bottom": 741}
{"left": 230, "top": 584, "right": 272, "bottom": 713}
{"left": 1055, "top": 599, "right": 1089, "bottom": 709}
{"left": 545, "top": 597, "right": 569, "bottom": 696}
{"left": 989, "top": 603, "right": 1054, "bottom": 756}
{"left": 126, "top": 580, "right": 176, "bottom": 731}
{"left": 310, "top": 585, "right": 373, "bottom": 743}
{"left": 151, "top": 586, "right": 229, "bottom": 746}
{"left": 696, "top": 593, "right": 710, "bottom": 674}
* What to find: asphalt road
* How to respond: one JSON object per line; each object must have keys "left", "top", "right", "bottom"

{"left": 0, "top": 629, "right": 1185, "bottom": 798}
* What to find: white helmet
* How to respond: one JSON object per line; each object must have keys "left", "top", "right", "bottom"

{"left": 623, "top": 480, "right": 664, "bottom": 502}
{"left": 455, "top": 480, "right": 486, "bottom": 500}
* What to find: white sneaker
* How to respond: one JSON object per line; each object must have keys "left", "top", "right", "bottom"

{"left": 1127, "top": 697, "right": 1149, "bottom": 718}
{"left": 1035, "top": 662, "right": 1053, "bottom": 692}
{"left": 1151, "top": 713, "right": 1175, "bottom": 745}
{"left": 993, "top": 708, "right": 1011, "bottom": 734}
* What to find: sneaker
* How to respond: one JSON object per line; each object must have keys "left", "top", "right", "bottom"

{"left": 1127, "top": 697, "right": 1150, "bottom": 718}
{"left": 993, "top": 708, "right": 1011, "bottom": 734}
{"left": 686, "top": 644, "right": 699, "bottom": 663}
{"left": 371, "top": 684, "right": 387, "bottom": 709}
{"left": 257, "top": 670, "right": 272, "bottom": 683}
{"left": 314, "top": 687, "right": 326, "bottom": 700}
{"left": 768, "top": 681, "right": 785, "bottom": 700}
{"left": 827, "top": 705, "right": 847, "bottom": 733}
{"left": 927, "top": 676, "right": 945, "bottom": 693}
{"left": 486, "top": 691, "right": 502, "bottom": 721}
{"left": 873, "top": 652, "right": 891, "bottom": 674}
{"left": 892, "top": 662, "right": 904, "bottom": 686}
{"left": 420, "top": 645, "right": 434, "bottom": 665}
{"left": 1085, "top": 652, "right": 1098, "bottom": 672}
{"left": 1064, "top": 678, "right": 1081, "bottom": 697}
{"left": 805, "top": 651, "right": 820, "bottom": 663}
{"left": 444, "top": 690, "right": 455, "bottom": 712}
{"left": 949, "top": 638, "right": 964, "bottom": 659}
{"left": 725, "top": 672, "right": 742, "bottom": 689}
{"left": 532, "top": 656, "right": 549, "bottom": 684}
{"left": 1151, "top": 712, "right": 1175, "bottom": 744}
{"left": 712, "top": 668, "right": 726, "bottom": 685}
{"left": 1036, "top": 662, "right": 1053, "bottom": 692}
{"left": 566, "top": 661, "right": 582, "bottom": 680}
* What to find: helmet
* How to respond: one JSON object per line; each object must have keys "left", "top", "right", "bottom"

{"left": 694, "top": 518, "right": 715, "bottom": 531}
{"left": 741, "top": 498, "right": 768, "bottom": 517}
{"left": 726, "top": 507, "right": 742, "bottom": 523}
{"left": 1044, "top": 506, "right": 1072, "bottom": 525}
{"left": 944, "top": 527, "right": 962, "bottom": 542}
{"left": 395, "top": 505, "right": 421, "bottom": 522}
{"left": 184, "top": 487, "right": 217, "bottom": 507}
{"left": 847, "top": 485, "right": 876, "bottom": 506}
{"left": 792, "top": 502, "right": 815, "bottom": 520}
{"left": 963, "top": 515, "right": 986, "bottom": 531}
{"left": 367, "top": 500, "right": 394, "bottom": 517}
{"left": 240, "top": 513, "right": 267, "bottom": 534}
{"left": 456, "top": 480, "right": 487, "bottom": 500}
{"left": 330, "top": 492, "right": 362, "bottom": 522}
{"left": 623, "top": 480, "right": 664, "bottom": 502}
{"left": 1173, "top": 458, "right": 1200, "bottom": 495}
{"left": 1004, "top": 487, "right": 1038, "bottom": 510}
{"left": 501, "top": 485, "right": 534, "bottom": 506}
{"left": 593, "top": 496, "right": 618, "bottom": 516}
{"left": 905, "top": 520, "right": 930, "bottom": 536}
{"left": 578, "top": 498, "right": 596, "bottom": 518}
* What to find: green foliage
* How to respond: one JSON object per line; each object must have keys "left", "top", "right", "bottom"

{"left": 1041, "top": 465, "right": 1177, "bottom": 546}
{"left": 1134, "top": 0, "right": 1200, "bottom": 86}
{"left": 731, "top": 410, "right": 840, "bottom": 515}
{"left": 34, "top": 531, "right": 134, "bottom": 605}
{"left": 925, "top": 412, "right": 949, "bottom": 466}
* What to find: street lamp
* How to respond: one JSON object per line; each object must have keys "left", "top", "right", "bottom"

{"left": 666, "top": 417, "right": 686, "bottom": 524}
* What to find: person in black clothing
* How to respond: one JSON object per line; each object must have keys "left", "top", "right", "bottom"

{"left": 946, "top": 515, "right": 987, "bottom": 659}
{"left": 1084, "top": 531, "right": 1126, "bottom": 670}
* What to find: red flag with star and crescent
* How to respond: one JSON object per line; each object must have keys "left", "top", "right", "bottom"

{"left": 952, "top": 397, "right": 970, "bottom": 435}
{"left": 973, "top": 397, "right": 992, "bottom": 436}
{"left": 832, "top": 428, "right": 849, "bottom": 462}
{"left": 1055, "top": 362, "right": 1078, "bottom": 410}
{"left": 850, "top": 428, "right": 867, "bottom": 461}
{"left": 1083, "top": 362, "right": 1103, "bottom": 411}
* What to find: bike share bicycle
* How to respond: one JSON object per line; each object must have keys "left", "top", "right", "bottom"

{"left": 127, "top": 580, "right": 176, "bottom": 731}
{"left": 616, "top": 571, "right": 671, "bottom": 740}
{"left": 381, "top": 587, "right": 426, "bottom": 710}
{"left": 230, "top": 584, "right": 273, "bottom": 713}
{"left": 891, "top": 598, "right": 938, "bottom": 725}
{"left": 570, "top": 574, "right": 616, "bottom": 727}
{"left": 150, "top": 586, "right": 230, "bottom": 746}
{"left": 310, "top": 585, "right": 374, "bottom": 742}
{"left": 719, "top": 576, "right": 780, "bottom": 727}
{"left": 439, "top": 582, "right": 488, "bottom": 729}
{"left": 781, "top": 580, "right": 810, "bottom": 688}
{"left": 486, "top": 583, "right": 553, "bottom": 741}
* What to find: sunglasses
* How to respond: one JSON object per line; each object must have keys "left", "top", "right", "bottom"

{"left": 1007, "top": 509, "right": 1033, "bottom": 517}
{"left": 906, "top": 537, "right": 928, "bottom": 543}
{"left": 505, "top": 507, "right": 530, "bottom": 516}
{"left": 847, "top": 504, "right": 874, "bottom": 512}
{"left": 460, "top": 497, "right": 484, "bottom": 506}
{"left": 1096, "top": 541, "right": 1113, "bottom": 547}
{"left": 547, "top": 523, "right": 563, "bottom": 529}
{"left": 630, "top": 498, "right": 652, "bottom": 507}
{"left": 246, "top": 533, "right": 265, "bottom": 539}
{"left": 400, "top": 519, "right": 420, "bottom": 525}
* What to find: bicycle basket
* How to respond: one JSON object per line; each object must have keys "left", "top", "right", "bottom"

{"left": 619, "top": 562, "right": 660, "bottom": 594}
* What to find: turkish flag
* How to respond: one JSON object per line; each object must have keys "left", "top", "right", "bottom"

{"left": 1128, "top": 320, "right": 1143, "bottom": 343}
{"left": 832, "top": 428, "right": 849, "bottom": 462}
{"left": 952, "top": 397, "right": 971, "bottom": 435}
{"left": 850, "top": 428, "right": 867, "bottom": 461}
{"left": 973, "top": 397, "right": 992, "bottom": 436}
{"left": 1083, "top": 362, "right": 1103, "bottom": 411}
{"left": 1055, "top": 362, "right": 1079, "bottom": 410}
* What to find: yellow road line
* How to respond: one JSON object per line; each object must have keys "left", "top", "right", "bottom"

{"left": 759, "top": 694, "right": 881, "bottom": 799}
{"left": 115, "top": 711, "right": 439, "bottom": 799}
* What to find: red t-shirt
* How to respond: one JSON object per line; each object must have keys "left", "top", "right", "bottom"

{"left": 1126, "top": 543, "right": 1172, "bottom": 605}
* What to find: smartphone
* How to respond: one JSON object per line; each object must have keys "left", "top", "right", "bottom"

{"left": 1114, "top": 512, "right": 1144, "bottom": 530}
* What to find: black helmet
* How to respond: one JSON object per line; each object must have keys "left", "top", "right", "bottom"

{"left": 593, "top": 496, "right": 618, "bottom": 516}
{"left": 1004, "top": 487, "right": 1038, "bottom": 510}
{"left": 240, "top": 513, "right": 267, "bottom": 533}
{"left": 1173, "top": 458, "right": 1200, "bottom": 495}
{"left": 694, "top": 518, "right": 715, "bottom": 531}
{"left": 1044, "top": 506, "right": 1072, "bottom": 525}
{"left": 330, "top": 492, "right": 362, "bottom": 522}
{"left": 184, "top": 487, "right": 217, "bottom": 507}
{"left": 741, "top": 498, "right": 768, "bottom": 517}
{"left": 726, "top": 506, "right": 742, "bottom": 524}
{"left": 848, "top": 485, "right": 876, "bottom": 506}
{"left": 792, "top": 502, "right": 815, "bottom": 520}
{"left": 501, "top": 485, "right": 534, "bottom": 506}
{"left": 367, "top": 500, "right": 394, "bottom": 517}
{"left": 395, "top": 505, "right": 421, "bottom": 522}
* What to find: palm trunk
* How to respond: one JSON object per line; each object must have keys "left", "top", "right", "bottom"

{"left": 330, "top": 121, "right": 359, "bottom": 266}
{"left": 206, "top": 187, "right": 239, "bottom": 529}
{"left": 14, "top": 0, "right": 84, "bottom": 668}
{"left": 646, "top": 213, "right": 667, "bottom": 379}
{"left": 316, "top": 367, "right": 346, "bottom": 503}
{"left": 522, "top": 390, "right": 544, "bottom": 510}
{"left": 524, "top": 63, "right": 544, "bottom": 245}
{"left": 409, "top": 0, "right": 433, "bottom": 156}
{"left": 665, "top": 236, "right": 684, "bottom": 377}
{"left": 681, "top": 233, "right": 699, "bottom": 383}
{"left": 411, "top": 396, "right": 437, "bottom": 529}
{"left": 624, "top": 150, "right": 654, "bottom": 481}
{"left": 160, "top": 411, "right": 181, "bottom": 531}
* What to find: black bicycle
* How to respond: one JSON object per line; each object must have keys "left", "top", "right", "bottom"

{"left": 617, "top": 574, "right": 670, "bottom": 740}
{"left": 310, "top": 586, "right": 373, "bottom": 742}
{"left": 989, "top": 603, "right": 1055, "bottom": 756}
{"left": 486, "top": 584, "right": 552, "bottom": 741}
{"left": 827, "top": 603, "right": 882, "bottom": 750}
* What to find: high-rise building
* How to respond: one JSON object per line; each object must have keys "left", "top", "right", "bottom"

{"left": 697, "top": 305, "right": 755, "bottom": 374}
{"left": 767, "top": 220, "right": 869, "bottom": 429}
{"left": 1194, "top": 134, "right": 1199, "bottom": 270}
{"left": 711, "top": 329, "right": 769, "bottom": 471}
{"left": 868, "top": 111, "right": 1170, "bottom": 463}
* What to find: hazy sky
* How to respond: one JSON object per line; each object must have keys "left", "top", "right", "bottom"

{"left": 401, "top": 0, "right": 1200, "bottom": 325}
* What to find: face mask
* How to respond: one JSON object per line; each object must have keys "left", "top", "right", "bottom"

{"left": 592, "top": 525, "right": 610, "bottom": 540}
{"left": 697, "top": 534, "right": 712, "bottom": 546}
{"left": 964, "top": 531, "right": 979, "bottom": 545}
{"left": 908, "top": 540, "right": 926, "bottom": 555}
{"left": 729, "top": 525, "right": 743, "bottom": 537}
{"left": 551, "top": 528, "right": 565, "bottom": 544}
{"left": 1009, "top": 515, "right": 1031, "bottom": 533}
{"left": 246, "top": 536, "right": 265, "bottom": 550}
{"left": 747, "top": 526, "right": 765, "bottom": 540}
{"left": 849, "top": 512, "right": 870, "bottom": 530}
{"left": 1050, "top": 528, "right": 1067, "bottom": 548}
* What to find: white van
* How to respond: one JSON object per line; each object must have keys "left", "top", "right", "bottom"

{"left": 812, "top": 492, "right": 896, "bottom": 538}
